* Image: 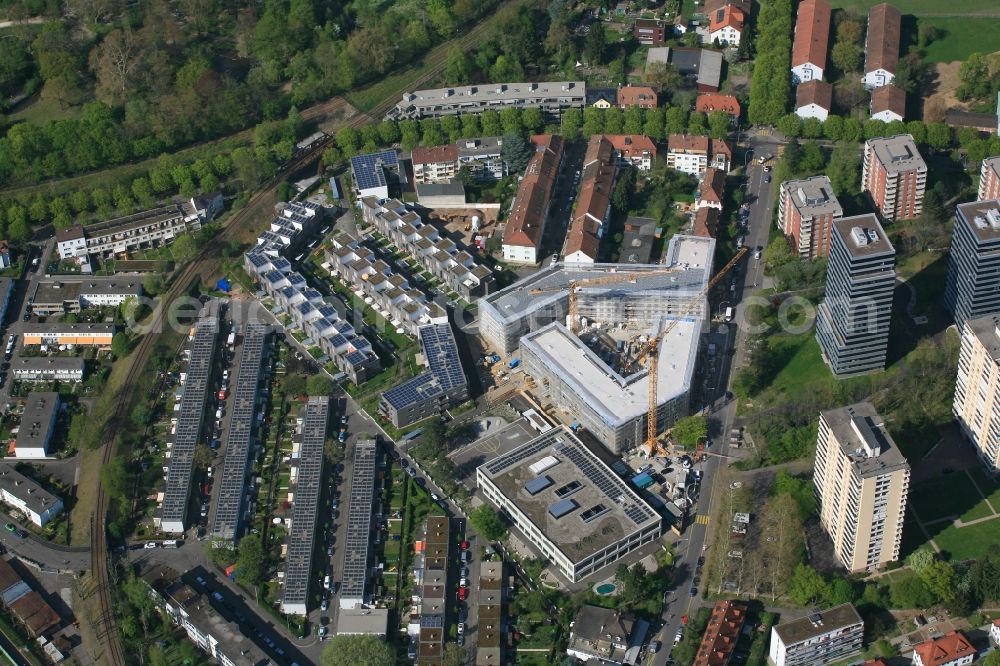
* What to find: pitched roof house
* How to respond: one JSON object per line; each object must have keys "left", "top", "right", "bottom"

{"left": 791, "top": 0, "right": 832, "bottom": 84}
{"left": 863, "top": 3, "right": 901, "bottom": 90}
{"left": 696, "top": 94, "right": 741, "bottom": 117}
{"left": 617, "top": 86, "right": 658, "bottom": 109}
{"left": 795, "top": 80, "right": 833, "bottom": 121}
{"left": 870, "top": 84, "right": 905, "bottom": 122}
{"left": 911, "top": 631, "right": 975, "bottom": 666}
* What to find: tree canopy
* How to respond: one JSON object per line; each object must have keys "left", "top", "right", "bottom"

{"left": 321, "top": 635, "right": 395, "bottom": 666}
{"left": 469, "top": 505, "right": 507, "bottom": 541}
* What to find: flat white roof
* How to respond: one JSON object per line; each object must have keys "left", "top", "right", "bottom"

{"left": 523, "top": 318, "right": 700, "bottom": 426}
{"left": 664, "top": 234, "right": 716, "bottom": 272}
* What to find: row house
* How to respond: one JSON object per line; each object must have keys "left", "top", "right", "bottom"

{"left": 363, "top": 198, "right": 495, "bottom": 300}
{"left": 863, "top": 3, "right": 901, "bottom": 90}
{"left": 325, "top": 233, "right": 448, "bottom": 337}
{"left": 563, "top": 135, "right": 617, "bottom": 264}
{"left": 795, "top": 80, "right": 833, "bottom": 122}
{"left": 502, "top": 135, "right": 564, "bottom": 264}
{"left": 666, "top": 134, "right": 732, "bottom": 176}
{"left": 791, "top": 0, "right": 832, "bottom": 84}
{"left": 870, "top": 84, "right": 906, "bottom": 123}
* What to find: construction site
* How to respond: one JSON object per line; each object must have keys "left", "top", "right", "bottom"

{"left": 477, "top": 235, "right": 746, "bottom": 456}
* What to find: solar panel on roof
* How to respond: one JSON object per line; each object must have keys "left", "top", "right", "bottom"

{"left": 525, "top": 475, "right": 553, "bottom": 495}
{"left": 548, "top": 499, "right": 578, "bottom": 519}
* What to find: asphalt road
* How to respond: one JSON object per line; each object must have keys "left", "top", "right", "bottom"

{"left": 651, "top": 136, "right": 780, "bottom": 666}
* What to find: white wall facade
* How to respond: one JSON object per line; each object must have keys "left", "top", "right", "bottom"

{"left": 795, "top": 103, "right": 829, "bottom": 122}
{"left": 792, "top": 63, "right": 824, "bottom": 84}
{"left": 864, "top": 69, "right": 894, "bottom": 90}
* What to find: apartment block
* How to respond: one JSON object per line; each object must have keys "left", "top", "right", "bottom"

{"left": 30, "top": 277, "right": 142, "bottom": 316}
{"left": 633, "top": 18, "right": 667, "bottom": 45}
{"left": 978, "top": 156, "right": 1000, "bottom": 201}
{"left": 563, "top": 135, "right": 617, "bottom": 264}
{"left": 953, "top": 314, "right": 1000, "bottom": 471}
{"left": 778, "top": 176, "right": 843, "bottom": 259}
{"left": 21, "top": 322, "right": 114, "bottom": 347}
{"left": 911, "top": 631, "right": 975, "bottom": 666}
{"left": 769, "top": 604, "right": 864, "bottom": 666}
{"left": 410, "top": 137, "right": 507, "bottom": 184}
{"left": 457, "top": 136, "right": 507, "bottom": 180}
{"left": 566, "top": 605, "right": 648, "bottom": 663}
{"left": 666, "top": 134, "right": 732, "bottom": 176}
{"left": 502, "top": 135, "right": 564, "bottom": 264}
{"left": 361, "top": 198, "right": 494, "bottom": 299}
{"left": 814, "top": 402, "right": 910, "bottom": 572}
{"left": 791, "top": 0, "right": 832, "bottom": 84}
{"left": 388, "top": 81, "right": 586, "bottom": 120}
{"left": 863, "top": 3, "right": 901, "bottom": 90}
{"left": 815, "top": 215, "right": 896, "bottom": 376}
{"left": 605, "top": 134, "right": 657, "bottom": 171}
{"left": 944, "top": 200, "right": 1000, "bottom": 328}
{"left": 0, "top": 466, "right": 63, "bottom": 526}
{"left": 14, "top": 392, "right": 59, "bottom": 459}
{"left": 411, "top": 145, "right": 459, "bottom": 184}
{"left": 862, "top": 134, "right": 927, "bottom": 221}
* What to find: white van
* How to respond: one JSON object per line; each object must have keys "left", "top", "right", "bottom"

{"left": 724, "top": 307, "right": 734, "bottom": 322}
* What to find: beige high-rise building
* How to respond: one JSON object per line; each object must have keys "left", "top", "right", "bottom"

{"left": 813, "top": 402, "right": 910, "bottom": 572}
{"left": 953, "top": 314, "right": 1000, "bottom": 469}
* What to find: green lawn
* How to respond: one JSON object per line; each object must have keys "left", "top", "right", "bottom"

{"left": 826, "top": 0, "right": 999, "bottom": 14}
{"left": 765, "top": 335, "right": 837, "bottom": 397}
{"left": 909, "top": 472, "right": 986, "bottom": 523}
{"left": 931, "top": 514, "right": 1000, "bottom": 561}
{"left": 922, "top": 18, "right": 1000, "bottom": 63}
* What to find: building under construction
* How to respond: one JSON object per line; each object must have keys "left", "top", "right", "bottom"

{"left": 478, "top": 235, "right": 716, "bottom": 453}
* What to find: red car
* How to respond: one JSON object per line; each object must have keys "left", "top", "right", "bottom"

{"left": 458, "top": 587, "right": 467, "bottom": 601}
{"left": 460, "top": 541, "right": 469, "bottom": 551}
{"left": 681, "top": 615, "right": 688, "bottom": 626}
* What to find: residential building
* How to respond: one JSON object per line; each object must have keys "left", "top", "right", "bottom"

{"left": 693, "top": 600, "right": 748, "bottom": 666}
{"left": 588, "top": 88, "right": 616, "bottom": 109}
{"left": 911, "top": 631, "right": 975, "bottom": 666}
{"left": 769, "top": 604, "right": 864, "bottom": 666}
{"left": 953, "top": 314, "right": 1000, "bottom": 471}
{"left": 0, "top": 241, "right": 10, "bottom": 269}
{"left": 477, "top": 426, "right": 662, "bottom": 582}
{"left": 673, "top": 15, "right": 690, "bottom": 34}
{"left": 0, "top": 279, "right": 12, "bottom": 328}
{"left": 29, "top": 277, "right": 142, "bottom": 316}
{"left": 708, "top": 3, "right": 745, "bottom": 46}
{"left": 388, "top": 82, "right": 586, "bottom": 121}
{"left": 795, "top": 80, "right": 834, "bottom": 121}
{"left": 791, "top": 0, "right": 832, "bottom": 84}
{"left": 325, "top": 233, "right": 448, "bottom": 336}
{"left": 991, "top": 619, "right": 1000, "bottom": 647}
{"left": 0, "top": 465, "right": 63, "bottom": 527}
{"left": 862, "top": 134, "right": 927, "bottom": 221}
{"left": 563, "top": 135, "right": 617, "bottom": 264}
{"left": 251, "top": 200, "right": 324, "bottom": 260}
{"left": 411, "top": 145, "right": 460, "bottom": 184}
{"left": 815, "top": 215, "right": 896, "bottom": 376}
{"left": 703, "top": 0, "right": 751, "bottom": 17}
{"left": 280, "top": 396, "right": 330, "bottom": 615}
{"left": 566, "top": 605, "right": 649, "bottom": 664}
{"left": 457, "top": 136, "right": 507, "bottom": 180}
{"left": 14, "top": 392, "right": 59, "bottom": 459}
{"left": 379, "top": 323, "right": 468, "bottom": 428}
{"left": 778, "top": 176, "right": 843, "bottom": 259}
{"left": 502, "top": 135, "right": 564, "bottom": 264}
{"left": 0, "top": 558, "right": 60, "bottom": 639}
{"left": 158, "top": 304, "right": 219, "bottom": 534}
{"left": 415, "top": 181, "right": 466, "bottom": 207}
{"left": 21, "top": 322, "right": 114, "bottom": 348}
{"left": 980, "top": 156, "right": 1000, "bottom": 200}
{"left": 863, "top": 3, "right": 901, "bottom": 89}
{"left": 616, "top": 86, "right": 658, "bottom": 109}
{"left": 361, "top": 198, "right": 494, "bottom": 299}
{"left": 696, "top": 94, "right": 741, "bottom": 117}
{"left": 870, "top": 84, "right": 905, "bottom": 122}
{"left": 605, "top": 135, "right": 657, "bottom": 171}
{"left": 55, "top": 196, "right": 220, "bottom": 262}
{"left": 633, "top": 18, "right": 668, "bottom": 45}
{"left": 945, "top": 200, "right": 1000, "bottom": 328}
{"left": 478, "top": 236, "right": 714, "bottom": 357}
{"left": 814, "top": 402, "right": 910, "bottom": 571}
{"left": 411, "top": 515, "right": 449, "bottom": 664}
{"left": 351, "top": 149, "right": 405, "bottom": 199}
{"left": 646, "top": 48, "right": 724, "bottom": 92}
{"left": 340, "top": 439, "right": 377, "bottom": 609}
{"left": 620, "top": 217, "right": 657, "bottom": 264}
{"left": 141, "top": 565, "right": 270, "bottom": 666}
{"left": 696, "top": 168, "right": 727, "bottom": 211}
{"left": 336, "top": 608, "right": 389, "bottom": 636}
{"left": 693, "top": 208, "right": 720, "bottom": 239}
{"left": 476, "top": 561, "right": 504, "bottom": 666}
{"left": 666, "top": 135, "right": 732, "bottom": 176}
{"left": 11, "top": 357, "right": 86, "bottom": 383}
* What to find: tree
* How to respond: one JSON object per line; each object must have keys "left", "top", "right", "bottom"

{"left": 926, "top": 123, "right": 952, "bottom": 151}
{"left": 772, "top": 470, "right": 816, "bottom": 518}
{"left": 830, "top": 42, "right": 861, "bottom": 73}
{"left": 644, "top": 62, "right": 682, "bottom": 94}
{"left": 235, "top": 533, "right": 266, "bottom": 586}
{"left": 321, "top": 636, "right": 395, "bottom": 666}
{"left": 983, "top": 652, "right": 1000, "bottom": 666}
{"left": 111, "top": 332, "right": 133, "bottom": 358}
{"left": 957, "top": 53, "right": 994, "bottom": 101}
{"left": 890, "top": 573, "right": 935, "bottom": 609}
{"left": 101, "top": 457, "right": 128, "bottom": 500}
{"left": 307, "top": 374, "right": 332, "bottom": 396}
{"left": 193, "top": 444, "right": 214, "bottom": 469}
{"left": 561, "top": 107, "right": 581, "bottom": 139}
{"left": 787, "top": 564, "right": 831, "bottom": 605}
{"left": 919, "top": 560, "right": 958, "bottom": 604}
{"left": 170, "top": 233, "right": 197, "bottom": 263}
{"left": 905, "top": 548, "right": 936, "bottom": 574}
{"left": 7, "top": 217, "right": 30, "bottom": 243}
{"left": 283, "top": 372, "right": 307, "bottom": 396}
{"left": 443, "top": 47, "right": 471, "bottom": 85}
{"left": 443, "top": 643, "right": 467, "bottom": 666}
{"left": 826, "top": 142, "right": 861, "bottom": 195}
{"left": 708, "top": 111, "right": 730, "bottom": 140}
{"left": 776, "top": 114, "right": 802, "bottom": 138}
{"left": 469, "top": 505, "right": 507, "bottom": 541}
{"left": 90, "top": 28, "right": 142, "bottom": 106}
{"left": 500, "top": 132, "right": 533, "bottom": 175}
{"left": 671, "top": 415, "right": 708, "bottom": 447}
{"left": 584, "top": 21, "right": 606, "bottom": 65}
{"left": 522, "top": 107, "right": 544, "bottom": 133}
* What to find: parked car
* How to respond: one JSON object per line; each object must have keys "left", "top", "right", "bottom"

{"left": 144, "top": 542, "right": 158, "bottom": 549}
{"left": 321, "top": 598, "right": 329, "bottom": 611}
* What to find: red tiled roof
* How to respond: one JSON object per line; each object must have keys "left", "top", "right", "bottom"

{"left": 711, "top": 138, "right": 732, "bottom": 159}
{"left": 864, "top": 3, "right": 901, "bottom": 76}
{"left": 693, "top": 208, "right": 719, "bottom": 238}
{"left": 912, "top": 631, "right": 974, "bottom": 666}
{"left": 696, "top": 94, "right": 741, "bottom": 116}
{"left": 698, "top": 168, "right": 726, "bottom": 204}
{"left": 792, "top": 0, "right": 832, "bottom": 70}
{"left": 668, "top": 134, "right": 710, "bottom": 154}
{"left": 796, "top": 80, "right": 833, "bottom": 110}
{"left": 617, "top": 86, "right": 658, "bottom": 108}
{"left": 692, "top": 600, "right": 748, "bottom": 666}
{"left": 410, "top": 144, "right": 458, "bottom": 165}
{"left": 710, "top": 4, "right": 745, "bottom": 33}
{"left": 502, "top": 135, "right": 564, "bottom": 249}
{"left": 871, "top": 84, "right": 905, "bottom": 119}
{"left": 704, "top": 0, "right": 751, "bottom": 15}
{"left": 604, "top": 134, "right": 657, "bottom": 160}
{"left": 564, "top": 136, "right": 616, "bottom": 261}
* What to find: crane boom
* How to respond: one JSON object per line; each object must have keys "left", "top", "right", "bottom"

{"left": 645, "top": 246, "right": 749, "bottom": 453}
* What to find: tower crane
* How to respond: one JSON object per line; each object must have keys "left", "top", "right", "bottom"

{"left": 641, "top": 246, "right": 749, "bottom": 456}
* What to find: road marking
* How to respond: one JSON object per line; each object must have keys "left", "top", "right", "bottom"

{"left": 695, "top": 515, "right": 710, "bottom": 525}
